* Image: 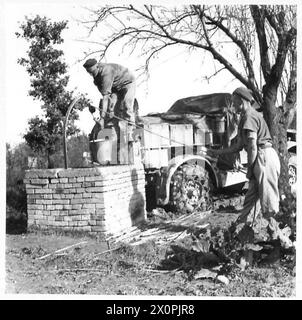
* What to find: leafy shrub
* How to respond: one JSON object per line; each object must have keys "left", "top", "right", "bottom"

{"left": 6, "top": 183, "right": 27, "bottom": 214}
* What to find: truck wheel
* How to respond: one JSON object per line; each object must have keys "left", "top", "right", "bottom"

{"left": 170, "top": 163, "right": 213, "bottom": 214}
{"left": 288, "top": 154, "right": 297, "bottom": 191}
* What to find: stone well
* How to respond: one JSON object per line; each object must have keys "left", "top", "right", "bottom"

{"left": 24, "top": 164, "right": 146, "bottom": 237}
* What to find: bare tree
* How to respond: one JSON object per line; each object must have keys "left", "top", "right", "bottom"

{"left": 81, "top": 4, "right": 296, "bottom": 193}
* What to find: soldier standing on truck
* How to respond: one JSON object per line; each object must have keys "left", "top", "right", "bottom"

{"left": 209, "top": 86, "right": 293, "bottom": 249}
{"left": 83, "top": 58, "right": 136, "bottom": 142}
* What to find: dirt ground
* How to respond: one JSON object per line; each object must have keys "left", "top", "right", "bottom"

{"left": 6, "top": 189, "right": 295, "bottom": 298}
{"left": 5, "top": 196, "right": 295, "bottom": 297}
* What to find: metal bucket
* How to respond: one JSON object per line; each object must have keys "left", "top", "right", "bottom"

{"left": 89, "top": 128, "right": 118, "bottom": 165}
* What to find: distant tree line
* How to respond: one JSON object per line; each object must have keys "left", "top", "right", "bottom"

{"left": 6, "top": 133, "right": 90, "bottom": 218}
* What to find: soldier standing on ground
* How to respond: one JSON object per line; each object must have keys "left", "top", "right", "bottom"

{"left": 83, "top": 58, "right": 136, "bottom": 142}
{"left": 209, "top": 86, "right": 293, "bottom": 249}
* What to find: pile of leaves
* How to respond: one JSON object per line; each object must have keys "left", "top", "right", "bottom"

{"left": 277, "top": 192, "right": 296, "bottom": 240}
{"left": 159, "top": 213, "right": 295, "bottom": 282}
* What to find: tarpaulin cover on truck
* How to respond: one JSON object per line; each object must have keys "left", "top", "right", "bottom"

{"left": 143, "top": 93, "right": 238, "bottom": 135}
{"left": 167, "top": 93, "right": 232, "bottom": 115}
{"left": 143, "top": 93, "right": 234, "bottom": 128}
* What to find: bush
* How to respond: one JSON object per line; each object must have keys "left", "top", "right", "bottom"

{"left": 6, "top": 183, "right": 27, "bottom": 214}
{"left": 277, "top": 192, "right": 296, "bottom": 240}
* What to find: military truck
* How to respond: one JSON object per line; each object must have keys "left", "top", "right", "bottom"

{"left": 88, "top": 92, "right": 297, "bottom": 213}
{"left": 137, "top": 93, "right": 249, "bottom": 213}
{"left": 90, "top": 93, "right": 249, "bottom": 213}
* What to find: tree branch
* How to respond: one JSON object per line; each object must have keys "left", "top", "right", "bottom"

{"left": 114, "top": 7, "right": 249, "bottom": 90}
{"left": 81, "top": 4, "right": 295, "bottom": 109}
{"left": 202, "top": 9, "right": 256, "bottom": 86}
{"left": 202, "top": 66, "right": 227, "bottom": 83}
{"left": 250, "top": 5, "right": 271, "bottom": 82}
{"left": 264, "top": 7, "right": 284, "bottom": 36}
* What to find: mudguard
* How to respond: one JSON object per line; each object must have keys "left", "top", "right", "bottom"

{"left": 156, "top": 154, "right": 218, "bottom": 206}
{"left": 287, "top": 140, "right": 296, "bottom": 153}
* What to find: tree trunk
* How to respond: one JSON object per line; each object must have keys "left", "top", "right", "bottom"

{"left": 262, "top": 84, "right": 290, "bottom": 196}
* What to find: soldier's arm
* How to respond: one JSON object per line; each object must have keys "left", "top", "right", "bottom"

{"left": 96, "top": 71, "right": 114, "bottom": 118}
{"left": 100, "top": 95, "right": 109, "bottom": 118}
{"left": 246, "top": 130, "right": 257, "bottom": 179}
{"left": 210, "top": 136, "right": 243, "bottom": 155}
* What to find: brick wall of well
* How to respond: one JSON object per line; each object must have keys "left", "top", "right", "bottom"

{"left": 24, "top": 164, "right": 146, "bottom": 236}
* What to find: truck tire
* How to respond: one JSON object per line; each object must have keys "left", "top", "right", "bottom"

{"left": 170, "top": 163, "right": 213, "bottom": 214}
{"left": 288, "top": 153, "right": 297, "bottom": 192}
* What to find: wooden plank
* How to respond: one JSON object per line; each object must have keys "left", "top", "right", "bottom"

{"left": 143, "top": 149, "right": 169, "bottom": 169}
{"left": 143, "top": 123, "right": 170, "bottom": 148}
{"left": 170, "top": 124, "right": 193, "bottom": 147}
{"left": 194, "top": 128, "right": 206, "bottom": 145}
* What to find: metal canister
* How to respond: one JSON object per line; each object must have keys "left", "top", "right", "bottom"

{"left": 214, "top": 116, "right": 226, "bottom": 133}
{"left": 205, "top": 131, "right": 213, "bottom": 146}
{"left": 89, "top": 127, "right": 118, "bottom": 165}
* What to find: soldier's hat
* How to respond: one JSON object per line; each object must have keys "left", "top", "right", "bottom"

{"left": 232, "top": 87, "right": 254, "bottom": 102}
{"left": 83, "top": 58, "right": 97, "bottom": 69}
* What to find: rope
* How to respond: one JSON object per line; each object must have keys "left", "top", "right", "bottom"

{"left": 91, "top": 105, "right": 190, "bottom": 147}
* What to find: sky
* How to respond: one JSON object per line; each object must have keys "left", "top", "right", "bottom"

{"left": 1, "top": 0, "right": 246, "bottom": 147}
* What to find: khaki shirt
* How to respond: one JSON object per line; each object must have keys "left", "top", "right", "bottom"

{"left": 238, "top": 107, "right": 272, "bottom": 151}
{"left": 93, "top": 63, "right": 135, "bottom": 96}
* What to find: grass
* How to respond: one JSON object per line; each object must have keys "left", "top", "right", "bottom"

{"left": 5, "top": 228, "right": 295, "bottom": 296}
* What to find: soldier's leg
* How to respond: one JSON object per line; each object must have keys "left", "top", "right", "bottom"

{"left": 254, "top": 148, "right": 280, "bottom": 216}
{"left": 122, "top": 83, "right": 136, "bottom": 142}
{"left": 123, "top": 83, "right": 136, "bottom": 122}
{"left": 236, "top": 178, "right": 260, "bottom": 224}
{"left": 108, "top": 93, "right": 118, "bottom": 117}
{"left": 255, "top": 148, "right": 292, "bottom": 248}
{"left": 260, "top": 148, "right": 280, "bottom": 214}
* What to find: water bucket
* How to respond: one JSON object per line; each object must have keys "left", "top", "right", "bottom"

{"left": 89, "top": 127, "right": 118, "bottom": 165}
